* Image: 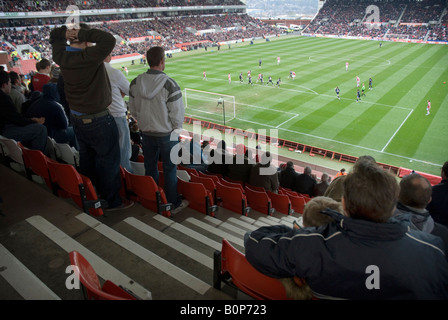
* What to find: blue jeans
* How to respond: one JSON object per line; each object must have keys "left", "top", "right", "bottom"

{"left": 142, "top": 133, "right": 180, "bottom": 207}
{"left": 70, "top": 113, "right": 122, "bottom": 208}
{"left": 3, "top": 123, "right": 47, "bottom": 154}
{"left": 113, "top": 116, "right": 132, "bottom": 173}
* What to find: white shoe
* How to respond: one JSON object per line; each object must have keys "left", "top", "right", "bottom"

{"left": 171, "top": 200, "right": 189, "bottom": 214}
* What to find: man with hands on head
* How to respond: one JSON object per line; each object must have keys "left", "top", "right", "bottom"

{"left": 49, "top": 23, "right": 133, "bottom": 211}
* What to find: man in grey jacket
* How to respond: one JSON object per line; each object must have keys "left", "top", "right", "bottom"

{"left": 129, "top": 46, "right": 188, "bottom": 214}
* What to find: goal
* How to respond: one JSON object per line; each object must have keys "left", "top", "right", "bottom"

{"left": 184, "top": 88, "right": 236, "bottom": 125}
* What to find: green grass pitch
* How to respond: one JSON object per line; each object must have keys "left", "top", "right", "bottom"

{"left": 119, "top": 35, "right": 448, "bottom": 176}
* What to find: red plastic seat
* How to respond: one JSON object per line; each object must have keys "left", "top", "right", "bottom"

{"left": 124, "top": 169, "right": 172, "bottom": 217}
{"left": 190, "top": 174, "right": 217, "bottom": 203}
{"left": 47, "top": 161, "right": 105, "bottom": 216}
{"left": 198, "top": 171, "right": 221, "bottom": 184}
{"left": 245, "top": 186, "right": 274, "bottom": 215}
{"left": 288, "top": 194, "right": 306, "bottom": 214}
{"left": 213, "top": 239, "right": 288, "bottom": 300}
{"left": 69, "top": 251, "right": 138, "bottom": 300}
{"left": 215, "top": 181, "right": 250, "bottom": 216}
{"left": 20, "top": 144, "right": 54, "bottom": 189}
{"left": 177, "top": 164, "right": 199, "bottom": 177}
{"left": 220, "top": 178, "right": 245, "bottom": 194}
{"left": 177, "top": 178, "right": 217, "bottom": 216}
{"left": 267, "top": 191, "right": 294, "bottom": 215}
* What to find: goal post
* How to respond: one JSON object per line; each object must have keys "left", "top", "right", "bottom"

{"left": 184, "top": 88, "right": 236, "bottom": 125}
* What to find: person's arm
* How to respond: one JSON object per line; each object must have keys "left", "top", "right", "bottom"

{"left": 77, "top": 28, "right": 116, "bottom": 63}
{"left": 244, "top": 225, "right": 301, "bottom": 279}
{"left": 165, "top": 78, "right": 185, "bottom": 130}
{"left": 49, "top": 26, "right": 69, "bottom": 65}
{"left": 116, "top": 70, "right": 130, "bottom": 97}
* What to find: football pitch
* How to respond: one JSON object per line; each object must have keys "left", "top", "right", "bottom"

{"left": 120, "top": 35, "right": 448, "bottom": 176}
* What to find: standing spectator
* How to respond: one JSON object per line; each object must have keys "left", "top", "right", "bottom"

{"left": 427, "top": 161, "right": 448, "bottom": 227}
{"left": 129, "top": 46, "right": 188, "bottom": 214}
{"left": 244, "top": 159, "right": 448, "bottom": 299}
{"left": 0, "top": 70, "right": 47, "bottom": 153}
{"left": 394, "top": 173, "right": 448, "bottom": 257}
{"left": 279, "top": 161, "right": 298, "bottom": 190}
{"left": 313, "top": 173, "right": 330, "bottom": 197}
{"left": 50, "top": 23, "right": 133, "bottom": 211}
{"left": 25, "top": 83, "right": 78, "bottom": 150}
{"left": 104, "top": 53, "right": 132, "bottom": 173}
{"left": 8, "top": 71, "right": 26, "bottom": 113}
{"left": 294, "top": 166, "right": 316, "bottom": 197}
{"left": 248, "top": 151, "right": 279, "bottom": 193}
{"left": 30, "top": 58, "right": 51, "bottom": 92}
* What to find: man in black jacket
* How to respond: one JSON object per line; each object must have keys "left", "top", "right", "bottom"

{"left": 427, "top": 161, "right": 448, "bottom": 227}
{"left": 394, "top": 173, "right": 448, "bottom": 259}
{"left": 0, "top": 70, "right": 47, "bottom": 153}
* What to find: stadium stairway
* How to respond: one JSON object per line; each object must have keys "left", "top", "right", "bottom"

{"left": 0, "top": 163, "right": 301, "bottom": 300}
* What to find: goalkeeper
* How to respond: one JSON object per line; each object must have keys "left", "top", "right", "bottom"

{"left": 217, "top": 97, "right": 224, "bottom": 107}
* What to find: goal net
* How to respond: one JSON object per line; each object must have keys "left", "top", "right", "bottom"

{"left": 184, "top": 88, "right": 236, "bottom": 125}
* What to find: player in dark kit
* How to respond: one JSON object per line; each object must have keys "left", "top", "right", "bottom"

{"left": 357, "top": 89, "right": 361, "bottom": 102}
{"left": 369, "top": 77, "right": 373, "bottom": 90}
{"left": 335, "top": 86, "right": 340, "bottom": 100}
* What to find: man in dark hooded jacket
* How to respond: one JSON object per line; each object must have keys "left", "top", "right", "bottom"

{"left": 26, "top": 83, "right": 78, "bottom": 149}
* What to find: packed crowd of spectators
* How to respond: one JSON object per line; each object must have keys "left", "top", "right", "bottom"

{"left": 306, "top": 0, "right": 448, "bottom": 41}
{"left": 1, "top": 0, "right": 244, "bottom": 12}
{"left": 1, "top": 13, "right": 278, "bottom": 61}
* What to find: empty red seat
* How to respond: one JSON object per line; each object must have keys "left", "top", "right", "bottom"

{"left": 69, "top": 251, "right": 138, "bottom": 300}
{"left": 215, "top": 181, "right": 250, "bottom": 216}
{"left": 288, "top": 194, "right": 306, "bottom": 214}
{"left": 267, "top": 191, "right": 294, "bottom": 215}
{"left": 213, "top": 239, "right": 288, "bottom": 300}
{"left": 178, "top": 178, "right": 217, "bottom": 216}
{"left": 245, "top": 186, "right": 274, "bottom": 215}
{"left": 47, "top": 161, "right": 105, "bottom": 216}
{"left": 124, "top": 169, "right": 172, "bottom": 217}
{"left": 220, "top": 178, "right": 245, "bottom": 194}
{"left": 190, "top": 174, "right": 217, "bottom": 203}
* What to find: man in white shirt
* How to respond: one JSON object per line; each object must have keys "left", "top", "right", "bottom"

{"left": 104, "top": 54, "right": 133, "bottom": 173}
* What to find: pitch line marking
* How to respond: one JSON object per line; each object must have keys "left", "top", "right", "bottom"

{"left": 234, "top": 114, "right": 441, "bottom": 168}
{"left": 381, "top": 109, "right": 414, "bottom": 152}
{"left": 276, "top": 114, "right": 299, "bottom": 128}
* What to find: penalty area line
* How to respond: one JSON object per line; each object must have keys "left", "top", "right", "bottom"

{"left": 381, "top": 109, "right": 414, "bottom": 152}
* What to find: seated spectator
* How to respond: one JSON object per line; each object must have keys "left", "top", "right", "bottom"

{"left": 184, "top": 133, "right": 208, "bottom": 173}
{"left": 206, "top": 140, "right": 231, "bottom": 176}
{"left": 227, "top": 144, "right": 253, "bottom": 183}
{"left": 294, "top": 166, "right": 316, "bottom": 197}
{"left": 248, "top": 151, "right": 279, "bottom": 193}
{"left": 0, "top": 70, "right": 47, "bottom": 154}
{"left": 394, "top": 173, "right": 448, "bottom": 258}
{"left": 426, "top": 161, "right": 448, "bottom": 227}
{"left": 313, "top": 173, "right": 330, "bottom": 197}
{"left": 8, "top": 71, "right": 26, "bottom": 113}
{"left": 244, "top": 159, "right": 448, "bottom": 299}
{"left": 25, "top": 83, "right": 78, "bottom": 150}
{"left": 30, "top": 58, "right": 51, "bottom": 92}
{"left": 279, "top": 161, "right": 298, "bottom": 190}
{"left": 21, "top": 91, "right": 42, "bottom": 116}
